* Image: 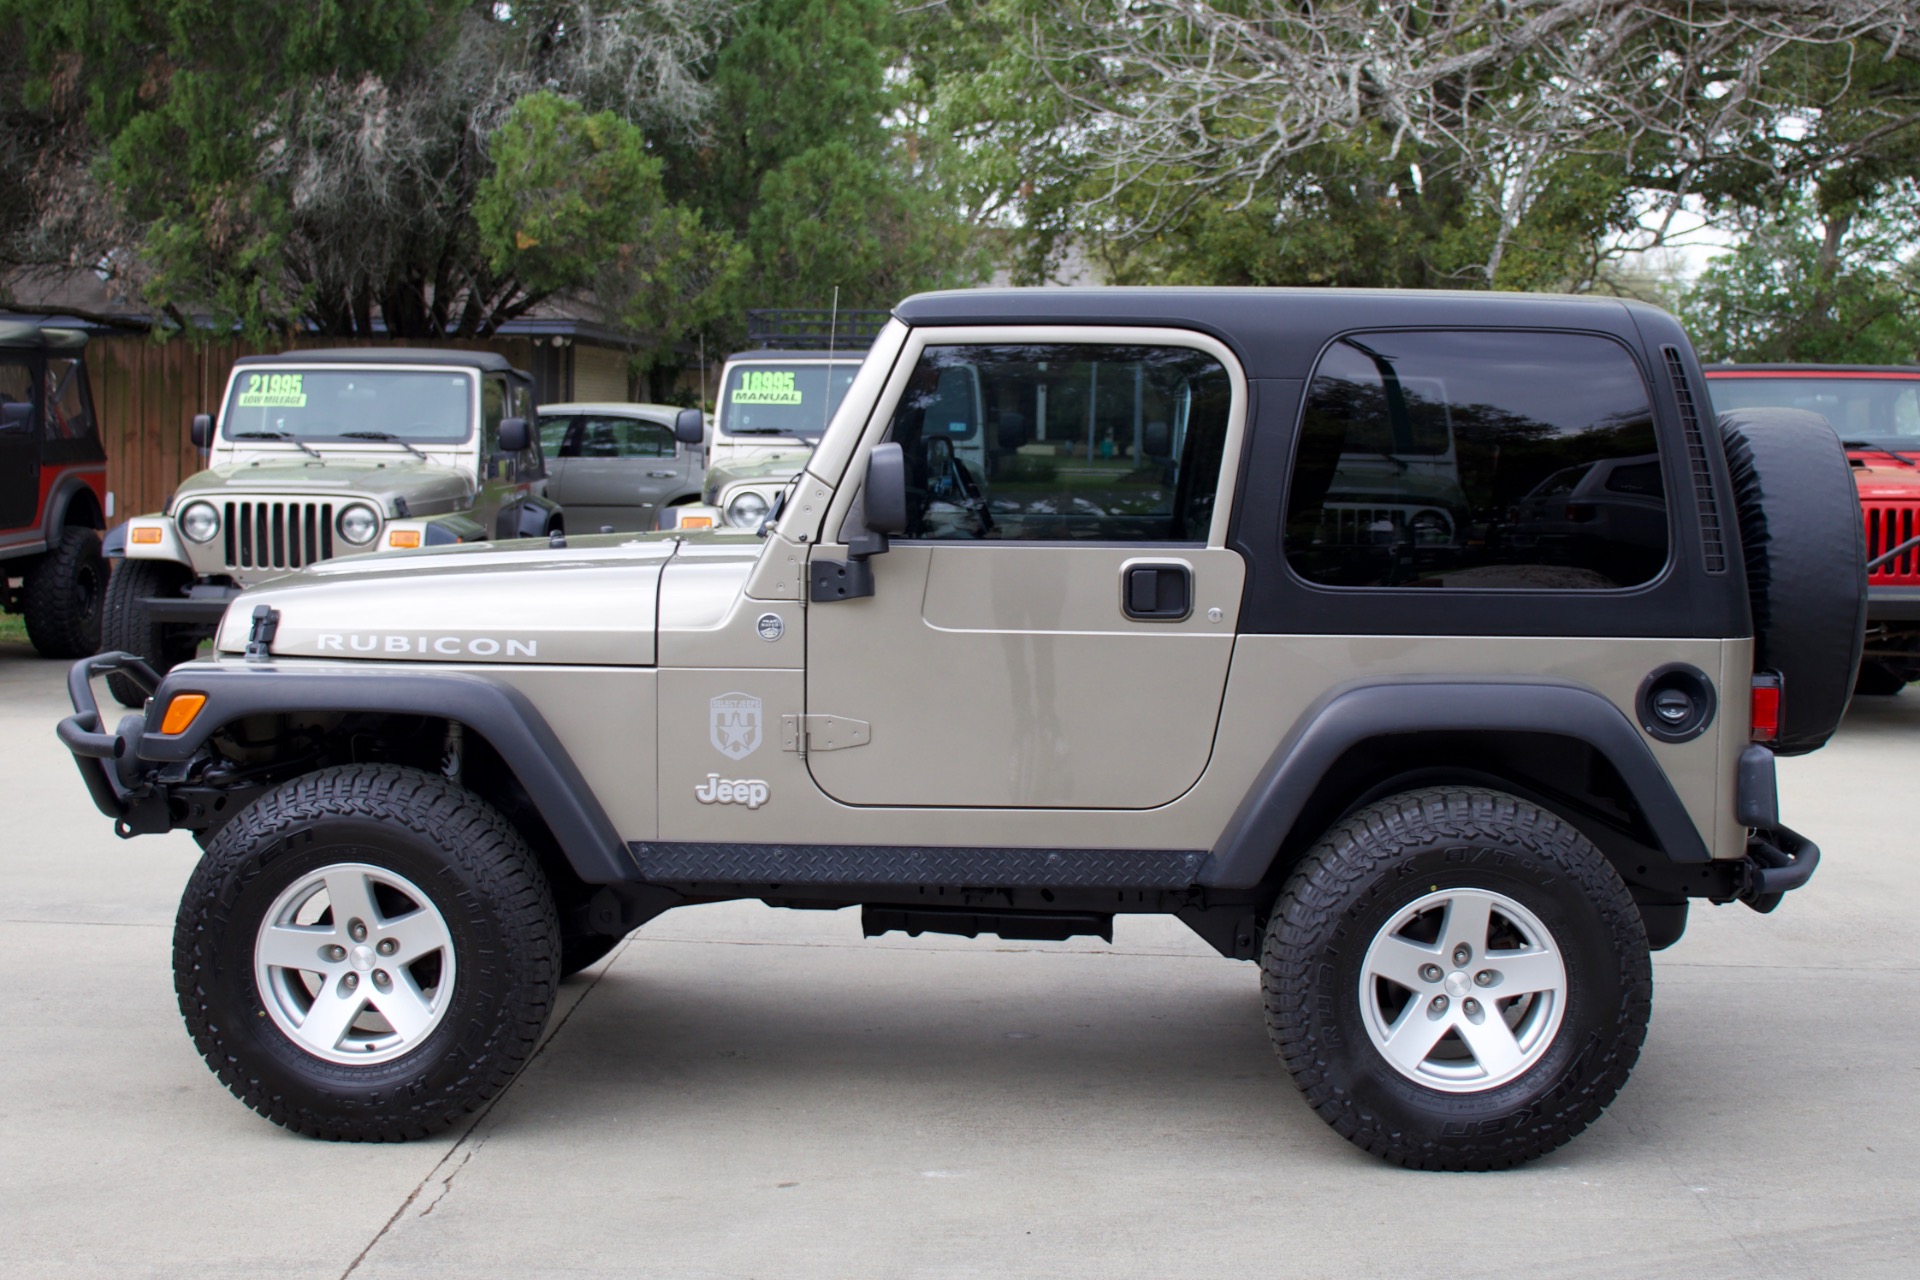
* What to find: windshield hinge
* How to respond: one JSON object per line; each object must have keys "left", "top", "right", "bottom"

{"left": 781, "top": 713, "right": 871, "bottom": 755}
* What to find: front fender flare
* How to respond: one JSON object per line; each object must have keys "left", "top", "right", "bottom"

{"left": 136, "top": 666, "right": 635, "bottom": 883}
{"left": 1200, "top": 679, "right": 1713, "bottom": 889}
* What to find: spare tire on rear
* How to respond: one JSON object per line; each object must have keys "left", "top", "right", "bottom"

{"left": 1720, "top": 407, "right": 1866, "bottom": 755}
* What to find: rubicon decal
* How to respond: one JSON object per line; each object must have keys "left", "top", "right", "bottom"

{"left": 695, "top": 774, "right": 770, "bottom": 809}
{"left": 711, "top": 692, "right": 763, "bottom": 760}
{"left": 315, "top": 633, "right": 539, "bottom": 658}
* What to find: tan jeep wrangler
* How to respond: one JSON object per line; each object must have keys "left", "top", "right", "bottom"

{"left": 100, "top": 348, "right": 563, "bottom": 707}
{"left": 60, "top": 289, "right": 1863, "bottom": 1169}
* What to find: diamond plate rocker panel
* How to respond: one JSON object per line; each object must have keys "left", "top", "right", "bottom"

{"left": 630, "top": 843, "right": 1205, "bottom": 889}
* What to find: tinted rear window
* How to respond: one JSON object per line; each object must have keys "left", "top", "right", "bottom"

{"left": 1286, "top": 331, "right": 1666, "bottom": 590}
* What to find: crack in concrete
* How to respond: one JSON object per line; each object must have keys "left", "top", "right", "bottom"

{"left": 337, "top": 934, "right": 633, "bottom": 1279}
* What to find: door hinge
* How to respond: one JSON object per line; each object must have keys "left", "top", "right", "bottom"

{"left": 781, "top": 713, "right": 871, "bottom": 754}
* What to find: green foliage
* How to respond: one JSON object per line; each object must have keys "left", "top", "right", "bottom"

{"left": 1680, "top": 196, "right": 1920, "bottom": 364}
{"left": 666, "top": 0, "right": 989, "bottom": 328}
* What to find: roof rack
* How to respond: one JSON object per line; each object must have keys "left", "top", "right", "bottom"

{"left": 746, "top": 308, "right": 889, "bottom": 352}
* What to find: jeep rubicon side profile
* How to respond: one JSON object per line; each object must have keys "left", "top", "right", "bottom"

{"left": 60, "top": 289, "right": 1861, "bottom": 1170}
{"left": 1, "top": 321, "right": 109, "bottom": 658}
{"left": 100, "top": 348, "right": 558, "bottom": 706}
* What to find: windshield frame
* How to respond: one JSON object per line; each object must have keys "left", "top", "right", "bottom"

{"left": 714, "top": 358, "right": 862, "bottom": 442}
{"left": 217, "top": 363, "right": 480, "bottom": 447}
{"left": 1706, "top": 371, "right": 1920, "bottom": 454}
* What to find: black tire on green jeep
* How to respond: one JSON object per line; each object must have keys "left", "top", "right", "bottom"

{"left": 1263, "top": 788, "right": 1651, "bottom": 1171}
{"left": 173, "top": 764, "right": 559, "bottom": 1141}
{"left": 100, "top": 557, "right": 199, "bottom": 706}
{"left": 21, "top": 526, "right": 107, "bottom": 659}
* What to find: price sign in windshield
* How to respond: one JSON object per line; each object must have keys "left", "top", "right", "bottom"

{"left": 236, "top": 372, "right": 307, "bottom": 408}
{"left": 731, "top": 371, "right": 803, "bottom": 405}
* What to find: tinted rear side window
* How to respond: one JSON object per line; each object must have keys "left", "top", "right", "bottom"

{"left": 1286, "top": 330, "right": 1666, "bottom": 590}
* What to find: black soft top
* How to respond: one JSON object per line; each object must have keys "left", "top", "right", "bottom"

{"left": 0, "top": 320, "right": 89, "bottom": 352}
{"left": 894, "top": 287, "right": 1665, "bottom": 380}
{"left": 235, "top": 347, "right": 532, "bottom": 384}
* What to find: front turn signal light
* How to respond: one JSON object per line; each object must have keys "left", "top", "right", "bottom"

{"left": 1750, "top": 674, "right": 1782, "bottom": 743}
{"left": 679, "top": 515, "right": 714, "bottom": 530}
{"left": 387, "top": 529, "right": 422, "bottom": 549}
{"left": 158, "top": 692, "right": 208, "bottom": 736}
{"left": 131, "top": 527, "right": 163, "bottom": 544}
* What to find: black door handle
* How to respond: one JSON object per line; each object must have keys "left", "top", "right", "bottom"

{"left": 1123, "top": 562, "right": 1192, "bottom": 620}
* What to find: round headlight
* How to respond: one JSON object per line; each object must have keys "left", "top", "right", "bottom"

{"left": 178, "top": 501, "right": 220, "bottom": 544}
{"left": 725, "top": 491, "right": 770, "bottom": 529}
{"left": 336, "top": 504, "right": 380, "bottom": 546}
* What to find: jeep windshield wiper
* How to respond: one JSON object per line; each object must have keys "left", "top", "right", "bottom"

{"left": 232, "top": 430, "right": 322, "bottom": 459}
{"left": 339, "top": 431, "right": 428, "bottom": 460}
{"left": 1842, "top": 440, "right": 1917, "bottom": 468}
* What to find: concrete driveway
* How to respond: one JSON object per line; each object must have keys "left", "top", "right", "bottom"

{"left": 4, "top": 641, "right": 1916, "bottom": 1279}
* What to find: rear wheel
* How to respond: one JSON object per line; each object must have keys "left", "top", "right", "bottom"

{"left": 100, "top": 557, "right": 198, "bottom": 706}
{"left": 21, "top": 526, "right": 106, "bottom": 658}
{"left": 174, "top": 765, "right": 559, "bottom": 1141}
{"left": 1263, "top": 788, "right": 1651, "bottom": 1170}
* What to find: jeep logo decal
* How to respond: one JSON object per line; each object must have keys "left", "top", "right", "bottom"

{"left": 695, "top": 774, "right": 769, "bottom": 809}
{"left": 710, "top": 692, "right": 762, "bottom": 760}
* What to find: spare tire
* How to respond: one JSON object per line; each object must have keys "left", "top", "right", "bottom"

{"left": 1720, "top": 407, "right": 1866, "bottom": 755}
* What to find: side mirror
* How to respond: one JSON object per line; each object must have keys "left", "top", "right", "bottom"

{"left": 498, "top": 417, "right": 530, "bottom": 453}
{"left": 673, "top": 407, "right": 705, "bottom": 445}
{"left": 865, "top": 443, "right": 908, "bottom": 535}
{"left": 190, "top": 413, "right": 212, "bottom": 448}
{"left": 844, "top": 443, "right": 907, "bottom": 562}
{"left": 0, "top": 401, "right": 32, "bottom": 432}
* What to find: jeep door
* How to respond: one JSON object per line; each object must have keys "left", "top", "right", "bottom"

{"left": 804, "top": 331, "right": 1248, "bottom": 810}
{"left": 0, "top": 351, "right": 40, "bottom": 530}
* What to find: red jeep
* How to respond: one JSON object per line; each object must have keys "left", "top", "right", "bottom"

{"left": 1706, "top": 364, "right": 1920, "bottom": 693}
{"left": 1, "top": 321, "right": 109, "bottom": 657}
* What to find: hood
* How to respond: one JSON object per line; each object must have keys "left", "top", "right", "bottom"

{"left": 216, "top": 535, "right": 678, "bottom": 665}
{"left": 177, "top": 456, "right": 473, "bottom": 511}
{"left": 706, "top": 454, "right": 807, "bottom": 489}
{"left": 1852, "top": 462, "right": 1920, "bottom": 501}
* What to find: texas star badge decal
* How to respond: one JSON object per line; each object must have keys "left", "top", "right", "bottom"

{"left": 710, "top": 692, "right": 763, "bottom": 761}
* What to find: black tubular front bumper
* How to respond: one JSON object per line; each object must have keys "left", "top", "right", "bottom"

{"left": 55, "top": 651, "right": 170, "bottom": 836}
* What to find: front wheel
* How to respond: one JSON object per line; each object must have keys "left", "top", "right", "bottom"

{"left": 174, "top": 765, "right": 559, "bottom": 1140}
{"left": 1263, "top": 788, "right": 1651, "bottom": 1170}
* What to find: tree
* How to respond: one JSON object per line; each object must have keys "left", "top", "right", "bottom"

{"left": 1, "top": 1, "right": 738, "bottom": 338}
{"left": 968, "top": 1, "right": 1920, "bottom": 292}
{"left": 1681, "top": 194, "right": 1920, "bottom": 363}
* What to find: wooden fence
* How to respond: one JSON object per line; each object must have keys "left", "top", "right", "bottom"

{"left": 86, "top": 333, "right": 537, "bottom": 525}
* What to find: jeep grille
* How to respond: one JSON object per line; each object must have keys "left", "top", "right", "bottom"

{"left": 1864, "top": 502, "right": 1920, "bottom": 583}
{"left": 222, "top": 500, "right": 334, "bottom": 571}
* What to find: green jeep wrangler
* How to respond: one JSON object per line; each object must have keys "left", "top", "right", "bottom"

{"left": 100, "top": 348, "right": 559, "bottom": 705}
{"left": 62, "top": 289, "right": 1861, "bottom": 1169}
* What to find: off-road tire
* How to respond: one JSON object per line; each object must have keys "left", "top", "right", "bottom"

{"left": 100, "top": 557, "right": 197, "bottom": 706}
{"left": 21, "top": 526, "right": 106, "bottom": 658}
{"left": 173, "top": 765, "right": 560, "bottom": 1141}
{"left": 1263, "top": 788, "right": 1651, "bottom": 1171}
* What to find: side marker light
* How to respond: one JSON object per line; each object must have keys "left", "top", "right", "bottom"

{"left": 159, "top": 693, "right": 208, "bottom": 736}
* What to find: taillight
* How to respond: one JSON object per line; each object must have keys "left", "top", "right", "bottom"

{"left": 1751, "top": 674, "right": 1782, "bottom": 743}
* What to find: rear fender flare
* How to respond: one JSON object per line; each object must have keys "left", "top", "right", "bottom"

{"left": 1201, "top": 680, "right": 1713, "bottom": 889}
{"left": 136, "top": 668, "right": 634, "bottom": 883}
